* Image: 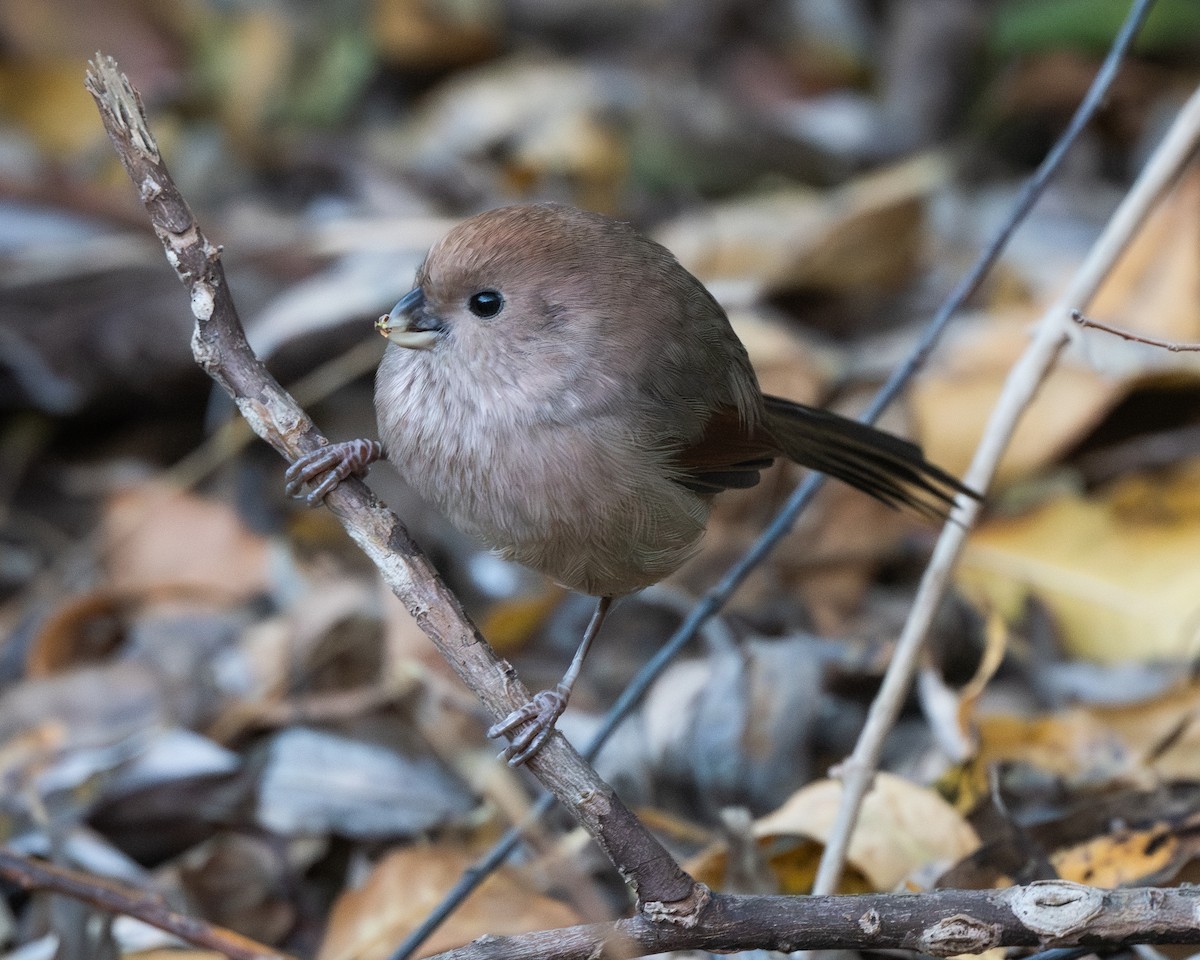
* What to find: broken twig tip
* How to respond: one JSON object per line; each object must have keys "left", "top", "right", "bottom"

{"left": 84, "top": 51, "right": 160, "bottom": 163}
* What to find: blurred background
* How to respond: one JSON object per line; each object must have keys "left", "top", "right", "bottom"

{"left": 5, "top": 1, "right": 1200, "bottom": 958}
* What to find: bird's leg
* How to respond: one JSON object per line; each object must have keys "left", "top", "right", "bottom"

{"left": 284, "top": 439, "right": 383, "bottom": 506}
{"left": 489, "top": 595, "right": 613, "bottom": 767}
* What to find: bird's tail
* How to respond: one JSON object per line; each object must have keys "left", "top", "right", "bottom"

{"left": 762, "top": 395, "right": 974, "bottom": 518}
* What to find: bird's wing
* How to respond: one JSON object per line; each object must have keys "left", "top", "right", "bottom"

{"left": 671, "top": 406, "right": 776, "bottom": 495}
{"left": 673, "top": 396, "right": 974, "bottom": 514}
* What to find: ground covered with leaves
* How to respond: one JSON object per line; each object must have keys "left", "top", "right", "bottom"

{"left": 4, "top": 1, "right": 1200, "bottom": 958}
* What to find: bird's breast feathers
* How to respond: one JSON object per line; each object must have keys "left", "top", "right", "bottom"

{"left": 375, "top": 345, "right": 708, "bottom": 594}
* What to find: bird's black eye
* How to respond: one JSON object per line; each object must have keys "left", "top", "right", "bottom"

{"left": 468, "top": 290, "right": 504, "bottom": 319}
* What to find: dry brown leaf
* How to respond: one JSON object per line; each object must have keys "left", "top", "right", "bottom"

{"left": 957, "top": 612, "right": 1010, "bottom": 731}
{"left": 478, "top": 584, "right": 564, "bottom": 654}
{"left": 102, "top": 481, "right": 271, "bottom": 601}
{"left": 958, "top": 457, "right": 1200, "bottom": 663}
{"left": 0, "top": 6, "right": 172, "bottom": 158}
{"left": 971, "top": 710, "right": 1131, "bottom": 798}
{"left": 25, "top": 586, "right": 241, "bottom": 678}
{"left": 252, "top": 727, "right": 473, "bottom": 840}
{"left": 398, "top": 59, "right": 630, "bottom": 212}
{"left": 317, "top": 845, "right": 580, "bottom": 960}
{"left": 912, "top": 308, "right": 1128, "bottom": 484}
{"left": 752, "top": 772, "right": 980, "bottom": 891}
{"left": 686, "top": 830, "right": 853, "bottom": 896}
{"left": 0, "top": 661, "right": 166, "bottom": 752}
{"left": 655, "top": 154, "right": 945, "bottom": 297}
{"left": 788, "top": 480, "right": 919, "bottom": 633}
{"left": 938, "top": 782, "right": 1200, "bottom": 889}
{"left": 26, "top": 589, "right": 131, "bottom": 677}
{"left": 944, "top": 610, "right": 1009, "bottom": 757}
{"left": 1090, "top": 164, "right": 1200, "bottom": 350}
{"left": 176, "top": 833, "right": 297, "bottom": 946}
{"left": 372, "top": 0, "right": 499, "bottom": 69}
{"left": 919, "top": 609, "right": 1009, "bottom": 764}
{"left": 0, "top": 662, "right": 168, "bottom": 839}
{"left": 640, "top": 636, "right": 825, "bottom": 813}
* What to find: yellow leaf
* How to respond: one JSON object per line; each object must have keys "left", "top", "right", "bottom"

{"left": 916, "top": 166, "right": 1200, "bottom": 485}
{"left": 1052, "top": 822, "right": 1179, "bottom": 887}
{"left": 372, "top": 0, "right": 498, "bottom": 69}
{"left": 958, "top": 458, "right": 1200, "bottom": 662}
{"left": 957, "top": 611, "right": 1010, "bottom": 747}
{"left": 479, "top": 586, "right": 565, "bottom": 654}
{"left": 966, "top": 680, "right": 1200, "bottom": 789}
{"left": 752, "top": 773, "right": 980, "bottom": 891}
{"left": 0, "top": 59, "right": 106, "bottom": 156}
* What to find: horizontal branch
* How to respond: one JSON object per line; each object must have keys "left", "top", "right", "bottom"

{"left": 432, "top": 883, "right": 1200, "bottom": 960}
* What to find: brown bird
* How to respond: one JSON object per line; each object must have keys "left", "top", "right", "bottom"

{"left": 286, "top": 203, "right": 971, "bottom": 765}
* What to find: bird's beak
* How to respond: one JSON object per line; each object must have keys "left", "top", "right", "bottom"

{"left": 376, "top": 288, "right": 443, "bottom": 349}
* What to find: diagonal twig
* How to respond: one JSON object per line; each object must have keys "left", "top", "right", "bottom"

{"left": 812, "top": 58, "right": 1200, "bottom": 895}
{"left": 84, "top": 54, "right": 699, "bottom": 919}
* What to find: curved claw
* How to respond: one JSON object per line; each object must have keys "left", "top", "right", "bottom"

{"left": 285, "top": 439, "right": 383, "bottom": 506}
{"left": 488, "top": 687, "right": 568, "bottom": 767}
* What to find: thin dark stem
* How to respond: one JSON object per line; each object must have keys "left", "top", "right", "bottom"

{"left": 387, "top": 2, "right": 1158, "bottom": 955}
{"left": 1073, "top": 309, "right": 1200, "bottom": 351}
{"left": 0, "top": 850, "right": 292, "bottom": 960}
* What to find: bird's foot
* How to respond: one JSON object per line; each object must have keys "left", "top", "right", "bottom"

{"left": 284, "top": 439, "right": 382, "bottom": 506}
{"left": 488, "top": 686, "right": 569, "bottom": 767}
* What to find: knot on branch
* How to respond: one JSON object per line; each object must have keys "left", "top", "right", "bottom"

{"left": 1002, "top": 880, "right": 1105, "bottom": 940}
{"left": 919, "top": 914, "right": 1003, "bottom": 957}
{"left": 640, "top": 883, "right": 710, "bottom": 928}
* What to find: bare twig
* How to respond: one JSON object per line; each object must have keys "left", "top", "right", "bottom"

{"left": 1072, "top": 309, "right": 1200, "bottom": 351}
{"left": 84, "top": 54, "right": 697, "bottom": 916}
{"left": 428, "top": 883, "right": 1200, "bottom": 960}
{"left": 0, "top": 850, "right": 292, "bottom": 960}
{"left": 811, "top": 80, "right": 1200, "bottom": 894}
